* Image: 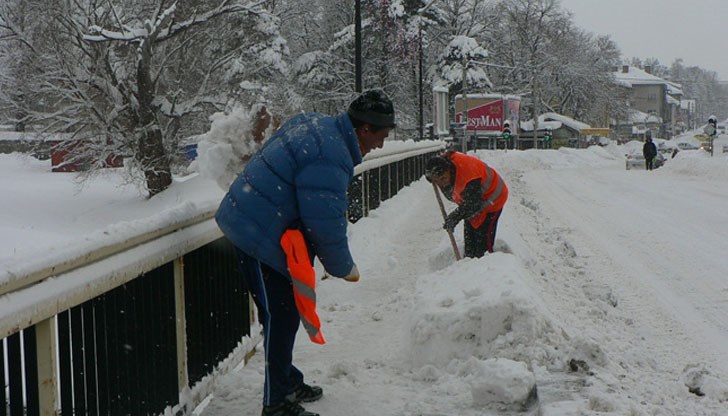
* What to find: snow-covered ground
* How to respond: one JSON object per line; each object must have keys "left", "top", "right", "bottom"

{"left": 2, "top": 140, "right": 728, "bottom": 415}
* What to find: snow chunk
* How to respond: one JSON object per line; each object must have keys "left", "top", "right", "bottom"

{"left": 468, "top": 358, "right": 537, "bottom": 408}
{"left": 193, "top": 104, "right": 271, "bottom": 190}
{"left": 681, "top": 364, "right": 728, "bottom": 402}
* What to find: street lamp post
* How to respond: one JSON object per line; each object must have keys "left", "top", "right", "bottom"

{"left": 355, "top": 0, "right": 362, "bottom": 93}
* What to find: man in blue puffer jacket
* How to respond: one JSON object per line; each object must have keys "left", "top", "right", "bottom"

{"left": 215, "top": 90, "right": 395, "bottom": 416}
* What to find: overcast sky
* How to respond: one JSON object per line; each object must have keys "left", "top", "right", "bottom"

{"left": 558, "top": 0, "right": 728, "bottom": 80}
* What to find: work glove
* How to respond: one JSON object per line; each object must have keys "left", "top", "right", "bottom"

{"left": 343, "top": 264, "right": 360, "bottom": 283}
{"left": 443, "top": 212, "right": 459, "bottom": 233}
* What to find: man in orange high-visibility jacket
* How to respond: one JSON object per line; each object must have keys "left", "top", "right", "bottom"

{"left": 425, "top": 151, "right": 508, "bottom": 258}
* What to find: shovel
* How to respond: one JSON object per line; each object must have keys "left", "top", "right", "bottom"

{"left": 432, "top": 183, "right": 461, "bottom": 260}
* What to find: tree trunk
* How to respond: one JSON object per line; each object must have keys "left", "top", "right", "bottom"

{"left": 139, "top": 126, "right": 171, "bottom": 197}
{"left": 136, "top": 41, "right": 171, "bottom": 197}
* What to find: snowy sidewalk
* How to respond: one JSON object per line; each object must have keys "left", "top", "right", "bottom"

{"left": 193, "top": 148, "right": 728, "bottom": 416}
{"left": 194, "top": 178, "right": 563, "bottom": 416}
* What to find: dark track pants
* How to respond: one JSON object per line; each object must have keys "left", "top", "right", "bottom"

{"left": 464, "top": 210, "right": 502, "bottom": 258}
{"left": 236, "top": 250, "right": 304, "bottom": 407}
{"left": 645, "top": 157, "right": 654, "bottom": 170}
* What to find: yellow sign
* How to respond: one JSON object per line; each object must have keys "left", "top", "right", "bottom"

{"left": 580, "top": 128, "right": 610, "bottom": 135}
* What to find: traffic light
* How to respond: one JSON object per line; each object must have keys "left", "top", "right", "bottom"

{"left": 502, "top": 121, "right": 511, "bottom": 140}
{"left": 542, "top": 128, "right": 552, "bottom": 149}
{"left": 708, "top": 116, "right": 718, "bottom": 136}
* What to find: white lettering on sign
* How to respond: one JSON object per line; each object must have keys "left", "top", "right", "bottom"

{"left": 469, "top": 115, "right": 502, "bottom": 129}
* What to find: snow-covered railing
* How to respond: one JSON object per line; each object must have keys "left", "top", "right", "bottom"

{"left": 0, "top": 211, "right": 217, "bottom": 301}
{"left": 0, "top": 139, "right": 445, "bottom": 416}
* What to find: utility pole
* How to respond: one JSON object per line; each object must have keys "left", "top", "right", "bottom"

{"left": 532, "top": 72, "right": 539, "bottom": 150}
{"left": 416, "top": 0, "right": 439, "bottom": 141}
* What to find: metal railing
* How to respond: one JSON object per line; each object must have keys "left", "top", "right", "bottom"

{"left": 348, "top": 141, "right": 444, "bottom": 222}
{"left": 0, "top": 140, "right": 444, "bottom": 415}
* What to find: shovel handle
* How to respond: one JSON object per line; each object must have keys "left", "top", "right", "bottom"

{"left": 432, "top": 183, "right": 461, "bottom": 260}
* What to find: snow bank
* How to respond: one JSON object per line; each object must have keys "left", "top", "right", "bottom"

{"left": 407, "top": 254, "right": 567, "bottom": 370}
{"left": 404, "top": 242, "right": 585, "bottom": 410}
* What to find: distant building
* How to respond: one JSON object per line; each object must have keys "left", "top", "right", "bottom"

{"left": 612, "top": 65, "right": 686, "bottom": 139}
{"left": 677, "top": 99, "right": 696, "bottom": 131}
{"left": 520, "top": 112, "right": 591, "bottom": 148}
{"left": 613, "top": 109, "right": 662, "bottom": 139}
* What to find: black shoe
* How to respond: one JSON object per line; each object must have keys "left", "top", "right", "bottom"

{"left": 289, "top": 383, "right": 323, "bottom": 403}
{"left": 262, "top": 401, "right": 319, "bottom": 416}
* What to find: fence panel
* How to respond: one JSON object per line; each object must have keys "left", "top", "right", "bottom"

{"left": 53, "top": 265, "right": 178, "bottom": 416}
{"left": 184, "top": 238, "right": 250, "bottom": 386}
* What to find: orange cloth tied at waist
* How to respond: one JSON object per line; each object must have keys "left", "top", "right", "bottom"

{"left": 280, "top": 229, "right": 325, "bottom": 344}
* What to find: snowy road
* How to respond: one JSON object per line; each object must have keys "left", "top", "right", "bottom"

{"left": 515, "top": 163, "right": 728, "bottom": 375}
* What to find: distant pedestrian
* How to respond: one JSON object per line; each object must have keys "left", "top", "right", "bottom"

{"left": 643, "top": 133, "right": 657, "bottom": 170}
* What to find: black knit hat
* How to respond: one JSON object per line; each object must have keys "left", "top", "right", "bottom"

{"left": 424, "top": 155, "right": 454, "bottom": 182}
{"left": 348, "top": 89, "right": 396, "bottom": 128}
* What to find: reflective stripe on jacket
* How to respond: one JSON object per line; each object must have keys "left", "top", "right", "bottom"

{"left": 280, "top": 229, "right": 325, "bottom": 345}
{"left": 448, "top": 152, "right": 508, "bottom": 228}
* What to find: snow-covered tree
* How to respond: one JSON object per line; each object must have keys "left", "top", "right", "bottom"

{"left": 421, "top": 0, "right": 495, "bottom": 123}
{"left": 477, "top": 0, "right": 624, "bottom": 127}
{"left": 284, "top": 0, "right": 359, "bottom": 114}
{"left": 0, "top": 0, "right": 283, "bottom": 197}
{"left": 2, "top": 0, "right": 721, "bottom": 202}
{"left": 436, "top": 35, "right": 491, "bottom": 91}
{"left": 669, "top": 59, "right": 728, "bottom": 123}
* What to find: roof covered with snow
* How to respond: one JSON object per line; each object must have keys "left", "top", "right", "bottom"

{"left": 627, "top": 109, "right": 663, "bottom": 124}
{"left": 453, "top": 93, "right": 521, "bottom": 101}
{"left": 613, "top": 66, "right": 683, "bottom": 96}
{"left": 0, "top": 131, "right": 73, "bottom": 142}
{"left": 681, "top": 99, "right": 696, "bottom": 111}
{"left": 520, "top": 112, "right": 590, "bottom": 132}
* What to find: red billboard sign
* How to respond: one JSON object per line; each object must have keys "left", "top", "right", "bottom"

{"left": 456, "top": 100, "right": 504, "bottom": 131}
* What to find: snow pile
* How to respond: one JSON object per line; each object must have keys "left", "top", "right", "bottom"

{"left": 407, "top": 255, "right": 566, "bottom": 370}
{"left": 403, "top": 240, "right": 610, "bottom": 411}
{"left": 667, "top": 150, "right": 728, "bottom": 178}
{"left": 0, "top": 153, "right": 222, "bottom": 285}
{"left": 406, "top": 257, "right": 553, "bottom": 410}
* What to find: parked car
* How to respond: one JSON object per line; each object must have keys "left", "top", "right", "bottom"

{"left": 676, "top": 142, "right": 699, "bottom": 150}
{"left": 626, "top": 152, "right": 666, "bottom": 170}
{"left": 657, "top": 142, "right": 677, "bottom": 156}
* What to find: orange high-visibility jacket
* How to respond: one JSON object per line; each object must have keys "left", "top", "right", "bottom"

{"left": 280, "top": 229, "right": 325, "bottom": 344}
{"left": 448, "top": 152, "right": 508, "bottom": 229}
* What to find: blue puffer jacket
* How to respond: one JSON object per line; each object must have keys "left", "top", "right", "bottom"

{"left": 215, "top": 112, "right": 362, "bottom": 278}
